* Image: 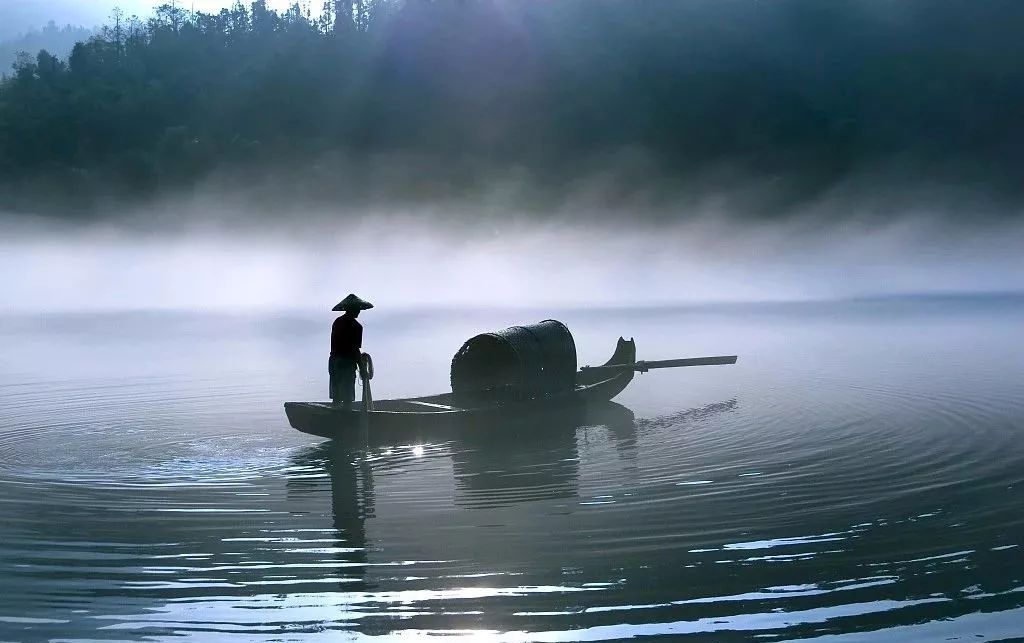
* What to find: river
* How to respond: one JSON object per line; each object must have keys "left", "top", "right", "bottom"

{"left": 2, "top": 296, "right": 1022, "bottom": 641}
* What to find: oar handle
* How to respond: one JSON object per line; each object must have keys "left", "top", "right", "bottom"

{"left": 582, "top": 356, "right": 738, "bottom": 373}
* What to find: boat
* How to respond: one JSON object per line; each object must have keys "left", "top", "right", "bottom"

{"left": 285, "top": 320, "right": 736, "bottom": 441}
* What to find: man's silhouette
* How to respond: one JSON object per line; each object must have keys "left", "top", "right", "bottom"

{"left": 330, "top": 294, "right": 373, "bottom": 408}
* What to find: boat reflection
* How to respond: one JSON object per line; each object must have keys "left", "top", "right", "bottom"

{"left": 284, "top": 398, "right": 738, "bottom": 607}
{"left": 288, "top": 398, "right": 737, "bottom": 521}
{"left": 451, "top": 401, "right": 637, "bottom": 508}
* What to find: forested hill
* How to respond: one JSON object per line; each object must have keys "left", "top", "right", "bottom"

{"left": 1, "top": 0, "right": 1022, "bottom": 219}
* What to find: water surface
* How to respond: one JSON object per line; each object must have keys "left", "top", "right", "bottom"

{"left": 2, "top": 298, "right": 1023, "bottom": 641}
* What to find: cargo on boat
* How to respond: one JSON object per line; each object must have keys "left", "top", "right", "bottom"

{"left": 284, "top": 320, "right": 736, "bottom": 440}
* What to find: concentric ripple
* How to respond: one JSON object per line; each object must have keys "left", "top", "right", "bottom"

{"left": 2, "top": 305, "right": 1024, "bottom": 641}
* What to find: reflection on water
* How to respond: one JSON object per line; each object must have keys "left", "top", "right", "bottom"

{"left": 1, "top": 299, "right": 1024, "bottom": 641}
{"left": 450, "top": 403, "right": 638, "bottom": 508}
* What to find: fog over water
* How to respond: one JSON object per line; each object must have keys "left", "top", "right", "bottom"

{"left": 3, "top": 202, "right": 1023, "bottom": 313}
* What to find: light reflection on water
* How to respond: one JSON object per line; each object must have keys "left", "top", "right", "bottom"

{"left": 1, "top": 299, "right": 1023, "bottom": 641}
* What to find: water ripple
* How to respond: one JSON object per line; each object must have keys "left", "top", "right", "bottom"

{"left": 3, "top": 308, "right": 1024, "bottom": 640}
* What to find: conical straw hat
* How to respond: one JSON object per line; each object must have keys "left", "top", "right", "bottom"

{"left": 333, "top": 294, "right": 374, "bottom": 312}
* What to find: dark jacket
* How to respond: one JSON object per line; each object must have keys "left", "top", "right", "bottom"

{"left": 331, "top": 314, "right": 363, "bottom": 360}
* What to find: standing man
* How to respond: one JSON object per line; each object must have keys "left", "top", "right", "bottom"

{"left": 330, "top": 294, "right": 373, "bottom": 408}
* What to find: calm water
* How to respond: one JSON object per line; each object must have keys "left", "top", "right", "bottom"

{"left": 2, "top": 299, "right": 1023, "bottom": 642}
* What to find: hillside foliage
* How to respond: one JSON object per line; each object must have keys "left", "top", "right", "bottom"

{"left": 1, "top": 0, "right": 1022, "bottom": 216}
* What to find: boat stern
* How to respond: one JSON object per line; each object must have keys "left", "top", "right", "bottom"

{"left": 284, "top": 402, "right": 361, "bottom": 439}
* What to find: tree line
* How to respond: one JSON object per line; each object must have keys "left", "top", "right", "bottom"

{"left": 1, "top": 0, "right": 1022, "bottom": 218}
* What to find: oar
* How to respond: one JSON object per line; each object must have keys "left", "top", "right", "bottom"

{"left": 582, "top": 355, "right": 737, "bottom": 373}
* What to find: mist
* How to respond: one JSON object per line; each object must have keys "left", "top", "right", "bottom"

{"left": 3, "top": 200, "right": 1021, "bottom": 313}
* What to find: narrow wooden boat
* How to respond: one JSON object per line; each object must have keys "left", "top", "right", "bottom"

{"left": 286, "top": 337, "right": 636, "bottom": 439}
{"left": 285, "top": 329, "right": 737, "bottom": 441}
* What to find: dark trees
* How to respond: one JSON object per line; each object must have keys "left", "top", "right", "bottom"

{"left": 1, "top": 0, "right": 1022, "bottom": 217}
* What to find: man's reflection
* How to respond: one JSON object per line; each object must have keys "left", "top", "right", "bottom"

{"left": 287, "top": 442, "right": 375, "bottom": 589}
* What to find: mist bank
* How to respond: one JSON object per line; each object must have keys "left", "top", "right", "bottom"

{"left": 2, "top": 0, "right": 1023, "bottom": 221}
{"left": 3, "top": 213, "right": 1021, "bottom": 313}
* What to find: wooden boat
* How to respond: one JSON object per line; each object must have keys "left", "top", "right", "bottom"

{"left": 285, "top": 329, "right": 737, "bottom": 441}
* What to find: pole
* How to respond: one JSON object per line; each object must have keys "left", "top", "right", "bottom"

{"left": 581, "top": 356, "right": 737, "bottom": 374}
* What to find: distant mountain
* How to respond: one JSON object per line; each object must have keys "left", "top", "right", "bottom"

{"left": 0, "top": 21, "right": 95, "bottom": 76}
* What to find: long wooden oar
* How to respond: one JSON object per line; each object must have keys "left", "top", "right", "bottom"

{"left": 582, "top": 355, "right": 737, "bottom": 373}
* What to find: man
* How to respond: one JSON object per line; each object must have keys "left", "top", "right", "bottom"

{"left": 330, "top": 294, "right": 373, "bottom": 408}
